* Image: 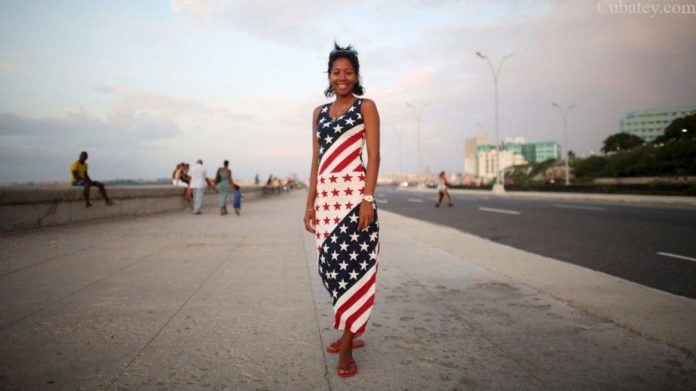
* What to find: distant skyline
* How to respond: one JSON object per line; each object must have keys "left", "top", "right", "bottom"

{"left": 1, "top": 0, "right": 695, "bottom": 182}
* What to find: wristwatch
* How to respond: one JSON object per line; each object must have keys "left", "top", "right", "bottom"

{"left": 363, "top": 195, "right": 375, "bottom": 204}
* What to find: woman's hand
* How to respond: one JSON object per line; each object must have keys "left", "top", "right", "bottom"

{"left": 304, "top": 209, "right": 317, "bottom": 234}
{"left": 357, "top": 200, "right": 375, "bottom": 232}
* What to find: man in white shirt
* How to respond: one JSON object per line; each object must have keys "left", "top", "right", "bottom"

{"left": 189, "top": 159, "right": 214, "bottom": 214}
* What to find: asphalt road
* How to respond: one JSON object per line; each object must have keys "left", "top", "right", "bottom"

{"left": 375, "top": 187, "right": 696, "bottom": 300}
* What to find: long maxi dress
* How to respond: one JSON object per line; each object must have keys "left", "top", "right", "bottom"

{"left": 314, "top": 98, "right": 379, "bottom": 334}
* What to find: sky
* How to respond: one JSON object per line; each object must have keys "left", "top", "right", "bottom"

{"left": 1, "top": 0, "right": 695, "bottom": 183}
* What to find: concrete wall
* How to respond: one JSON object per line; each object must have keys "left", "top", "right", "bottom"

{"left": 0, "top": 185, "right": 270, "bottom": 232}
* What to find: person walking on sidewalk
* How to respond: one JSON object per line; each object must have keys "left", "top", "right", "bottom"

{"left": 435, "top": 171, "right": 453, "bottom": 207}
{"left": 70, "top": 151, "right": 115, "bottom": 208}
{"left": 189, "top": 159, "right": 215, "bottom": 215}
{"left": 303, "top": 43, "right": 381, "bottom": 379}
{"left": 215, "top": 160, "right": 234, "bottom": 215}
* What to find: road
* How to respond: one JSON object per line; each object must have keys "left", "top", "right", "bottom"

{"left": 375, "top": 187, "right": 696, "bottom": 300}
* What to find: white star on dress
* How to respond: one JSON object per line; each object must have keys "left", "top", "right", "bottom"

{"left": 331, "top": 251, "right": 339, "bottom": 260}
{"left": 349, "top": 250, "right": 358, "bottom": 261}
{"left": 369, "top": 232, "right": 378, "bottom": 242}
{"left": 370, "top": 251, "right": 377, "bottom": 261}
{"left": 349, "top": 232, "right": 359, "bottom": 242}
{"left": 338, "top": 279, "right": 348, "bottom": 290}
{"left": 324, "top": 135, "right": 333, "bottom": 144}
{"left": 319, "top": 146, "right": 324, "bottom": 154}
{"left": 339, "top": 224, "right": 348, "bottom": 233}
{"left": 332, "top": 289, "right": 337, "bottom": 298}
{"left": 321, "top": 106, "right": 328, "bottom": 113}
{"left": 339, "top": 261, "right": 348, "bottom": 270}
{"left": 349, "top": 214, "right": 358, "bottom": 223}
{"left": 323, "top": 122, "right": 331, "bottom": 128}
{"left": 330, "top": 234, "right": 338, "bottom": 243}
{"left": 333, "top": 124, "right": 343, "bottom": 133}
{"left": 348, "top": 270, "right": 358, "bottom": 280}
{"left": 329, "top": 271, "right": 338, "bottom": 279}
{"left": 339, "top": 242, "right": 349, "bottom": 251}
{"left": 345, "top": 118, "right": 355, "bottom": 126}
{"left": 359, "top": 260, "right": 368, "bottom": 270}
{"left": 359, "top": 242, "right": 369, "bottom": 252}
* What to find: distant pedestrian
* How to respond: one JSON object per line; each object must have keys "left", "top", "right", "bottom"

{"left": 232, "top": 183, "right": 241, "bottom": 216}
{"left": 215, "top": 160, "right": 234, "bottom": 215}
{"left": 254, "top": 173, "right": 260, "bottom": 185}
{"left": 70, "top": 151, "right": 115, "bottom": 208}
{"left": 435, "top": 171, "right": 453, "bottom": 207}
{"left": 189, "top": 159, "right": 215, "bottom": 215}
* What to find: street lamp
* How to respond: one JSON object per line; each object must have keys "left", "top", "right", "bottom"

{"left": 552, "top": 102, "right": 575, "bottom": 186}
{"left": 405, "top": 102, "right": 431, "bottom": 180}
{"left": 476, "top": 51, "right": 514, "bottom": 193}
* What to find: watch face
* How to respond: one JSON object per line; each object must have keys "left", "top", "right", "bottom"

{"left": 364, "top": 195, "right": 374, "bottom": 202}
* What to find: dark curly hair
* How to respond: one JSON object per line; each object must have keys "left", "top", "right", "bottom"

{"left": 324, "top": 42, "right": 365, "bottom": 98}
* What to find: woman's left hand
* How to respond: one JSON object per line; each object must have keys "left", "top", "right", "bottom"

{"left": 357, "top": 200, "right": 375, "bottom": 232}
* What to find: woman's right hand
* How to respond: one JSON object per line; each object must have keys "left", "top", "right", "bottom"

{"left": 303, "top": 209, "right": 316, "bottom": 234}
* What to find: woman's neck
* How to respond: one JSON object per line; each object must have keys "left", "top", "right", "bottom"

{"left": 334, "top": 94, "right": 355, "bottom": 104}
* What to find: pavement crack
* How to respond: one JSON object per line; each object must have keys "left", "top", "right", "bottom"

{"left": 300, "top": 224, "right": 333, "bottom": 391}
{"left": 107, "top": 254, "right": 228, "bottom": 390}
{"left": 0, "top": 247, "right": 163, "bottom": 331}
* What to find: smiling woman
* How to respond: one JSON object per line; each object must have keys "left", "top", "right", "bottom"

{"left": 303, "top": 43, "right": 381, "bottom": 379}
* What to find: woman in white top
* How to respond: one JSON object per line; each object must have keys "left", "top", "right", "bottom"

{"left": 435, "top": 171, "right": 453, "bottom": 207}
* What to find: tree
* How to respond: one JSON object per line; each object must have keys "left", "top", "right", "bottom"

{"left": 654, "top": 113, "right": 696, "bottom": 143}
{"left": 601, "top": 132, "right": 644, "bottom": 154}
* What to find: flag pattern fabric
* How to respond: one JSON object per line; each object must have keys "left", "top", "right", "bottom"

{"left": 314, "top": 98, "right": 379, "bottom": 334}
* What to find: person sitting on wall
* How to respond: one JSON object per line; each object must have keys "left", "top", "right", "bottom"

{"left": 70, "top": 151, "right": 115, "bottom": 208}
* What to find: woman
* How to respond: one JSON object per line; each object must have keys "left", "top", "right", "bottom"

{"left": 435, "top": 171, "right": 452, "bottom": 208}
{"left": 216, "top": 160, "right": 233, "bottom": 215}
{"left": 303, "top": 43, "right": 380, "bottom": 378}
{"left": 435, "top": 171, "right": 453, "bottom": 207}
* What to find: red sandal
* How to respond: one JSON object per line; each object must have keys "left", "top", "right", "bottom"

{"left": 326, "top": 338, "right": 366, "bottom": 353}
{"left": 338, "top": 360, "right": 358, "bottom": 378}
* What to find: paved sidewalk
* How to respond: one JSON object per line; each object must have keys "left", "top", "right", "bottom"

{"left": 1, "top": 192, "right": 695, "bottom": 390}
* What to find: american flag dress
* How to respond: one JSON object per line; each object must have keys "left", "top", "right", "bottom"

{"left": 314, "top": 98, "right": 379, "bottom": 334}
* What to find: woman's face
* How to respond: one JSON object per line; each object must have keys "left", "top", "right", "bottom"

{"left": 329, "top": 57, "right": 357, "bottom": 97}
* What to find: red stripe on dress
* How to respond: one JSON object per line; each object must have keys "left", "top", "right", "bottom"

{"left": 319, "top": 132, "right": 363, "bottom": 175}
{"left": 333, "top": 272, "right": 376, "bottom": 328}
{"left": 331, "top": 148, "right": 362, "bottom": 174}
{"left": 345, "top": 294, "right": 375, "bottom": 332}
{"left": 353, "top": 164, "right": 365, "bottom": 173}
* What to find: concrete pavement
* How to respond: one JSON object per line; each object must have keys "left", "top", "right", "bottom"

{"left": 1, "top": 191, "right": 695, "bottom": 390}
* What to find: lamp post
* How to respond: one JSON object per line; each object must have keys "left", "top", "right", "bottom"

{"left": 552, "top": 102, "right": 575, "bottom": 186}
{"left": 476, "top": 51, "right": 513, "bottom": 193}
{"left": 405, "top": 102, "right": 431, "bottom": 181}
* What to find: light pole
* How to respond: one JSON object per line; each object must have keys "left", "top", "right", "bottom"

{"left": 405, "top": 102, "right": 431, "bottom": 180}
{"left": 476, "top": 51, "right": 513, "bottom": 193}
{"left": 552, "top": 102, "right": 575, "bottom": 185}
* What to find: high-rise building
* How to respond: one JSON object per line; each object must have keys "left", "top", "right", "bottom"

{"left": 463, "top": 137, "right": 487, "bottom": 176}
{"left": 620, "top": 105, "right": 696, "bottom": 142}
{"left": 476, "top": 145, "right": 527, "bottom": 180}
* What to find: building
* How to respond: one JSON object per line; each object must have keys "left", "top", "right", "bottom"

{"left": 620, "top": 105, "right": 696, "bottom": 142}
{"left": 476, "top": 145, "right": 527, "bottom": 180}
{"left": 524, "top": 141, "right": 561, "bottom": 162}
{"left": 463, "top": 137, "right": 487, "bottom": 176}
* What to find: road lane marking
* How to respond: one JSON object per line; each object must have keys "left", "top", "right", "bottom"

{"left": 657, "top": 252, "right": 696, "bottom": 263}
{"left": 553, "top": 203, "right": 607, "bottom": 211}
{"left": 407, "top": 198, "right": 424, "bottom": 203}
{"left": 376, "top": 199, "right": 388, "bottom": 204}
{"left": 478, "top": 207, "right": 521, "bottom": 215}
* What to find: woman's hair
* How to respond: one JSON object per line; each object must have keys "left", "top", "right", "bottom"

{"left": 439, "top": 171, "right": 445, "bottom": 176}
{"left": 224, "top": 160, "right": 229, "bottom": 167}
{"left": 324, "top": 42, "right": 365, "bottom": 98}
